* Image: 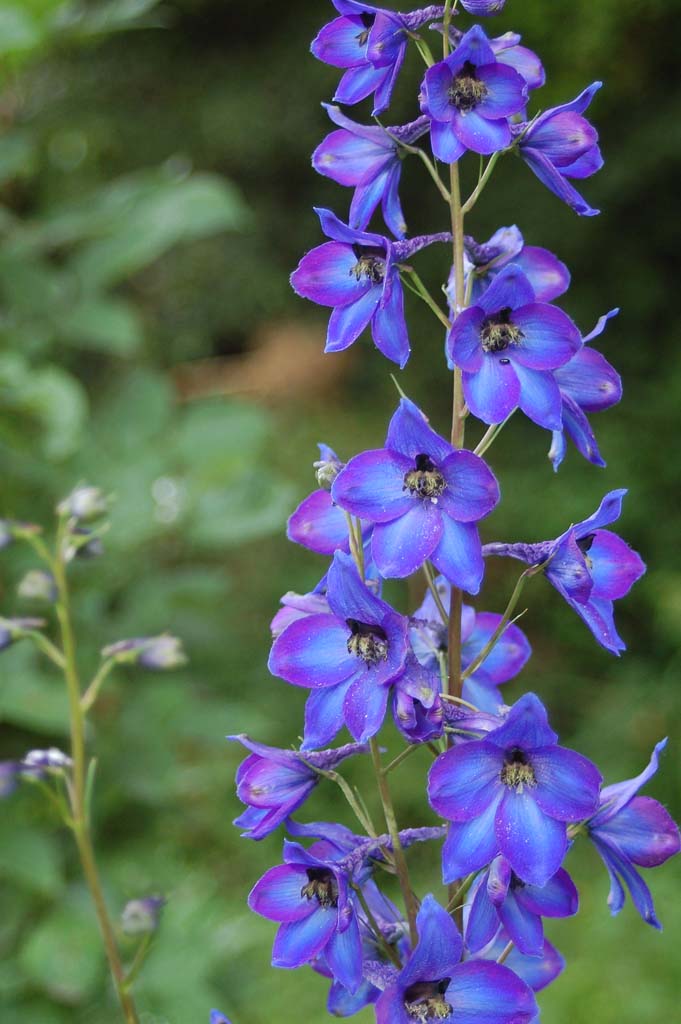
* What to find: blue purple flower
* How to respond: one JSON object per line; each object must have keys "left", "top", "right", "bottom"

{"left": 465, "top": 855, "right": 578, "bottom": 956}
{"left": 470, "top": 929, "right": 565, "bottom": 992}
{"left": 483, "top": 490, "right": 646, "bottom": 654}
{"left": 514, "top": 82, "right": 603, "bottom": 216}
{"left": 375, "top": 894, "right": 537, "bottom": 1024}
{"left": 269, "top": 550, "right": 413, "bottom": 746}
{"left": 429, "top": 692, "right": 602, "bottom": 885}
{"left": 332, "top": 398, "right": 499, "bottom": 591}
{"left": 549, "top": 309, "right": 621, "bottom": 470}
{"left": 587, "top": 739, "right": 680, "bottom": 928}
{"left": 446, "top": 264, "right": 582, "bottom": 428}
{"left": 421, "top": 25, "right": 528, "bottom": 163}
{"left": 231, "top": 736, "right": 368, "bottom": 840}
{"left": 313, "top": 107, "right": 429, "bottom": 239}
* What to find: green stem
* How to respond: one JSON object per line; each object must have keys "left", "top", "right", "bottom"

{"left": 400, "top": 269, "right": 451, "bottom": 330}
{"left": 81, "top": 659, "right": 116, "bottom": 713}
{"left": 461, "top": 151, "right": 502, "bottom": 215}
{"left": 351, "top": 882, "right": 402, "bottom": 969}
{"left": 27, "top": 630, "right": 66, "bottom": 669}
{"left": 473, "top": 411, "right": 515, "bottom": 458}
{"left": 422, "top": 561, "right": 448, "bottom": 625}
{"left": 497, "top": 939, "right": 514, "bottom": 965}
{"left": 304, "top": 762, "right": 378, "bottom": 838}
{"left": 461, "top": 566, "right": 539, "bottom": 682}
{"left": 382, "top": 743, "right": 421, "bottom": 777}
{"left": 370, "top": 738, "right": 418, "bottom": 946}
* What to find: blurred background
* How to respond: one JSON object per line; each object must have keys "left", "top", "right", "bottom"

{"left": 0, "top": 0, "right": 679, "bottom": 1020}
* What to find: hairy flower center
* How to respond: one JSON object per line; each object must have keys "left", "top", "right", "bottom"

{"left": 350, "top": 244, "right": 386, "bottom": 284}
{"left": 448, "top": 62, "right": 488, "bottom": 113}
{"left": 404, "top": 979, "right": 452, "bottom": 1023}
{"left": 355, "top": 11, "right": 375, "bottom": 47}
{"left": 577, "top": 532, "right": 595, "bottom": 570}
{"left": 346, "top": 618, "right": 389, "bottom": 664}
{"left": 300, "top": 868, "right": 339, "bottom": 908}
{"left": 403, "top": 453, "right": 446, "bottom": 501}
{"left": 500, "top": 748, "right": 537, "bottom": 793}
{"left": 481, "top": 307, "right": 524, "bottom": 354}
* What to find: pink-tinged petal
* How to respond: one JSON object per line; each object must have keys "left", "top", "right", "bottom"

{"left": 448, "top": 959, "right": 537, "bottom": 1024}
{"left": 588, "top": 530, "right": 646, "bottom": 600}
{"left": 238, "top": 758, "right": 308, "bottom": 808}
{"left": 594, "top": 796, "right": 680, "bottom": 868}
{"left": 248, "top": 864, "right": 316, "bottom": 922}
{"left": 478, "top": 264, "right": 536, "bottom": 313}
{"left": 448, "top": 307, "right": 485, "bottom": 371}
{"left": 372, "top": 504, "right": 443, "bottom": 578}
{"left": 326, "top": 287, "right": 381, "bottom": 352}
{"left": 529, "top": 111, "right": 598, "bottom": 167}
{"left": 511, "top": 304, "right": 581, "bottom": 369}
{"left": 442, "top": 795, "right": 502, "bottom": 883}
{"left": 272, "top": 908, "right": 337, "bottom": 968}
{"left": 513, "top": 364, "right": 563, "bottom": 430}
{"left": 428, "top": 742, "right": 504, "bottom": 822}
{"left": 518, "top": 868, "right": 579, "bottom": 918}
{"left": 287, "top": 489, "right": 350, "bottom": 555}
{"left": 291, "top": 242, "right": 371, "bottom": 307}
{"left": 313, "top": 129, "right": 391, "bottom": 187}
{"left": 402, "top": 894, "right": 463, "bottom": 987}
{"left": 386, "top": 397, "right": 454, "bottom": 464}
{"left": 496, "top": 790, "right": 567, "bottom": 886}
{"left": 311, "top": 15, "right": 368, "bottom": 68}
{"left": 269, "top": 615, "right": 355, "bottom": 688}
{"left": 452, "top": 109, "right": 511, "bottom": 155}
{"left": 497, "top": 890, "right": 544, "bottom": 957}
{"left": 302, "top": 683, "right": 352, "bottom": 750}
{"left": 343, "top": 675, "right": 389, "bottom": 743}
{"left": 463, "top": 359, "right": 520, "bottom": 426}
{"left": 513, "top": 246, "right": 570, "bottom": 302}
{"left": 431, "top": 518, "right": 485, "bottom": 594}
{"left": 476, "top": 63, "right": 527, "bottom": 118}
{"left": 423, "top": 60, "right": 455, "bottom": 121}
{"left": 430, "top": 119, "right": 466, "bottom": 163}
{"left": 332, "top": 449, "right": 413, "bottom": 522}
{"left": 439, "top": 450, "right": 500, "bottom": 522}
{"left": 326, "top": 912, "right": 363, "bottom": 992}
{"left": 372, "top": 277, "right": 410, "bottom": 367}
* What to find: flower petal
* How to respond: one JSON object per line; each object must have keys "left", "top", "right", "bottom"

{"left": 511, "top": 304, "right": 581, "bottom": 369}
{"left": 431, "top": 518, "right": 485, "bottom": 594}
{"left": 513, "top": 364, "right": 564, "bottom": 430}
{"left": 447, "top": 307, "right": 485, "bottom": 371}
{"left": 291, "top": 242, "right": 371, "bottom": 308}
{"left": 531, "top": 745, "right": 602, "bottom": 822}
{"left": 326, "top": 287, "right": 382, "bottom": 352}
{"left": 248, "top": 864, "right": 316, "bottom": 922}
{"left": 326, "top": 911, "right": 363, "bottom": 992}
{"left": 429, "top": 741, "right": 504, "bottom": 822}
{"left": 518, "top": 868, "right": 579, "bottom": 918}
{"left": 287, "top": 489, "right": 351, "bottom": 555}
{"left": 372, "top": 276, "right": 410, "bottom": 367}
{"left": 430, "top": 119, "right": 466, "bottom": 163}
{"left": 272, "top": 908, "right": 338, "bottom": 968}
{"left": 439, "top": 450, "right": 500, "bottom": 522}
{"left": 512, "top": 246, "right": 570, "bottom": 302}
{"left": 497, "top": 890, "right": 544, "bottom": 957}
{"left": 476, "top": 63, "right": 527, "bottom": 119}
{"left": 588, "top": 530, "right": 646, "bottom": 600}
{"left": 372, "top": 503, "right": 443, "bottom": 578}
{"left": 442, "top": 794, "right": 502, "bottom": 883}
{"left": 386, "top": 398, "right": 454, "bottom": 464}
{"left": 302, "top": 683, "right": 352, "bottom": 750}
{"left": 593, "top": 796, "right": 680, "bottom": 868}
{"left": 401, "top": 894, "right": 463, "bottom": 987}
{"left": 463, "top": 359, "right": 520, "bottom": 426}
{"left": 342, "top": 674, "right": 390, "bottom": 742}
{"left": 495, "top": 790, "right": 567, "bottom": 886}
{"left": 332, "top": 449, "right": 413, "bottom": 522}
{"left": 452, "top": 109, "right": 511, "bottom": 155}
{"left": 447, "top": 960, "right": 537, "bottom": 1024}
{"left": 269, "top": 615, "right": 355, "bottom": 688}
{"left": 312, "top": 15, "right": 367, "bottom": 68}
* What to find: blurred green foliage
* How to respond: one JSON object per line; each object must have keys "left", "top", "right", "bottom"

{"left": 0, "top": 0, "right": 679, "bottom": 1021}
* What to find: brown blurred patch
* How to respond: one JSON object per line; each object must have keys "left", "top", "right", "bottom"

{"left": 173, "top": 319, "right": 355, "bottom": 404}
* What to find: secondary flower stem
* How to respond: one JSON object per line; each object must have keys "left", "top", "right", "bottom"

{"left": 422, "top": 561, "right": 449, "bottom": 624}
{"left": 53, "top": 522, "right": 140, "bottom": 1024}
{"left": 370, "top": 738, "right": 418, "bottom": 946}
{"left": 351, "top": 882, "right": 403, "bottom": 969}
{"left": 461, "top": 565, "right": 539, "bottom": 682}
{"left": 497, "top": 939, "right": 515, "bottom": 965}
{"left": 474, "top": 412, "right": 515, "bottom": 458}
{"left": 400, "top": 269, "right": 451, "bottom": 330}
{"left": 461, "top": 151, "right": 502, "bottom": 215}
{"left": 383, "top": 743, "right": 421, "bottom": 776}
{"left": 81, "top": 659, "right": 116, "bottom": 713}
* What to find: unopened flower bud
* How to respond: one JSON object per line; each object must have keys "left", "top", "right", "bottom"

{"left": 460, "top": 0, "right": 506, "bottom": 13}
{"left": 57, "top": 484, "right": 109, "bottom": 522}
{"left": 63, "top": 526, "right": 105, "bottom": 563}
{"left": 22, "top": 747, "right": 73, "bottom": 770}
{"left": 210, "top": 1013, "right": 231, "bottom": 1024}
{"left": 0, "top": 519, "right": 42, "bottom": 550}
{"left": 121, "top": 895, "right": 165, "bottom": 935}
{"left": 313, "top": 444, "right": 343, "bottom": 491}
{"left": 102, "top": 635, "right": 187, "bottom": 671}
{"left": 0, "top": 616, "right": 45, "bottom": 652}
{"left": 17, "top": 570, "right": 57, "bottom": 603}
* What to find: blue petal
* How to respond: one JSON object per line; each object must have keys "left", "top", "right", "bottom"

{"left": 302, "top": 682, "right": 353, "bottom": 750}
{"left": 431, "top": 518, "right": 485, "bottom": 595}
{"left": 401, "top": 894, "right": 463, "bottom": 987}
{"left": 326, "top": 911, "right": 363, "bottom": 992}
{"left": 386, "top": 398, "right": 454, "bottom": 463}
{"left": 430, "top": 119, "right": 466, "bottom": 163}
{"left": 463, "top": 358, "right": 521, "bottom": 425}
{"left": 478, "top": 264, "right": 536, "bottom": 313}
{"left": 326, "top": 549, "right": 392, "bottom": 625}
{"left": 272, "top": 907, "right": 338, "bottom": 967}
{"left": 495, "top": 790, "right": 567, "bottom": 886}
{"left": 452, "top": 109, "right": 511, "bottom": 156}
{"left": 486, "top": 692, "right": 558, "bottom": 750}
{"left": 372, "top": 275, "right": 410, "bottom": 367}
{"left": 465, "top": 874, "right": 501, "bottom": 953}
{"left": 291, "top": 242, "right": 371, "bottom": 307}
{"left": 342, "top": 674, "right": 390, "bottom": 742}
{"left": 312, "top": 15, "right": 368, "bottom": 68}
{"left": 497, "top": 890, "right": 544, "bottom": 956}
{"left": 335, "top": 63, "right": 386, "bottom": 105}
{"left": 593, "top": 738, "right": 667, "bottom": 825}
{"left": 513, "top": 364, "right": 564, "bottom": 430}
{"left": 447, "top": 959, "right": 537, "bottom": 1023}
{"left": 268, "top": 614, "right": 355, "bottom": 688}
{"left": 372, "top": 503, "right": 443, "bottom": 578}
{"left": 441, "top": 794, "right": 502, "bottom": 883}
{"left": 332, "top": 448, "right": 413, "bottom": 523}
{"left": 428, "top": 742, "right": 504, "bottom": 822}
{"left": 521, "top": 146, "right": 600, "bottom": 216}
{"left": 327, "top": 287, "right": 382, "bottom": 352}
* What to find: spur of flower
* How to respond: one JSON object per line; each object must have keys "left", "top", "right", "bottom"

{"left": 332, "top": 398, "right": 499, "bottom": 592}
{"left": 248, "top": 835, "right": 363, "bottom": 992}
{"left": 375, "top": 894, "right": 538, "bottom": 1024}
{"left": 428, "top": 692, "right": 602, "bottom": 886}
{"left": 231, "top": 736, "right": 368, "bottom": 840}
{"left": 483, "top": 489, "right": 646, "bottom": 654}
{"left": 446, "top": 264, "right": 582, "bottom": 429}
{"left": 587, "top": 738, "right": 680, "bottom": 928}
{"left": 514, "top": 82, "right": 603, "bottom": 217}
{"left": 420, "top": 25, "right": 528, "bottom": 163}
{"left": 269, "top": 550, "right": 414, "bottom": 747}
{"left": 410, "top": 575, "right": 531, "bottom": 712}
{"left": 465, "top": 854, "right": 578, "bottom": 957}
{"left": 549, "top": 309, "right": 621, "bottom": 471}
{"left": 313, "top": 106, "right": 429, "bottom": 239}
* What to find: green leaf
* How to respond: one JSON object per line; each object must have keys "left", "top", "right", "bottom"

{"left": 0, "top": 823, "right": 63, "bottom": 898}
{"left": 18, "top": 890, "right": 105, "bottom": 1004}
{"left": 0, "top": 6, "right": 43, "bottom": 56}
{"left": 0, "top": 645, "right": 70, "bottom": 734}
{"left": 58, "top": 296, "right": 144, "bottom": 356}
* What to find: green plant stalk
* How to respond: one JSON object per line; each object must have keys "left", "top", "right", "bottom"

{"left": 52, "top": 524, "right": 140, "bottom": 1024}
{"left": 370, "top": 738, "right": 418, "bottom": 946}
{"left": 461, "top": 565, "right": 540, "bottom": 682}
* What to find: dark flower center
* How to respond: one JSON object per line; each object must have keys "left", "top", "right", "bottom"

{"left": 350, "top": 244, "right": 386, "bottom": 284}
{"left": 355, "top": 12, "right": 375, "bottom": 47}
{"left": 480, "top": 307, "right": 524, "bottom": 354}
{"left": 577, "top": 532, "right": 595, "bottom": 570}
{"left": 510, "top": 872, "right": 526, "bottom": 892}
{"left": 448, "top": 61, "right": 488, "bottom": 113}
{"left": 500, "top": 747, "right": 537, "bottom": 793}
{"left": 404, "top": 979, "right": 452, "bottom": 1022}
{"left": 403, "top": 453, "right": 446, "bottom": 501}
{"left": 346, "top": 618, "right": 389, "bottom": 664}
{"left": 300, "top": 868, "right": 339, "bottom": 908}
